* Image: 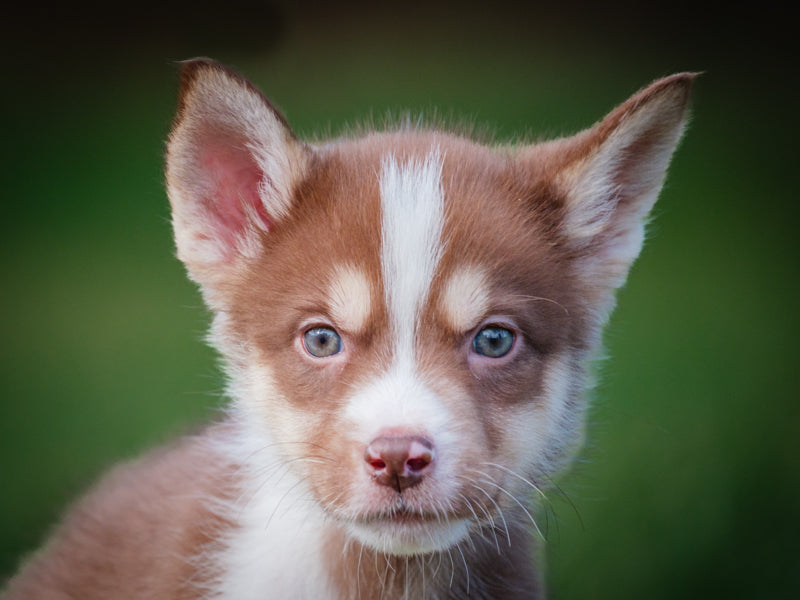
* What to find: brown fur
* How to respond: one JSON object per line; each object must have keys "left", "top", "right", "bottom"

{"left": 3, "top": 426, "right": 237, "bottom": 599}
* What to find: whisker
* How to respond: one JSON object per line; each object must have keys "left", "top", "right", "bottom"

{"left": 446, "top": 545, "right": 456, "bottom": 589}
{"left": 508, "top": 293, "right": 569, "bottom": 315}
{"left": 480, "top": 462, "right": 550, "bottom": 502}
{"left": 458, "top": 491, "right": 500, "bottom": 553}
{"left": 430, "top": 542, "right": 445, "bottom": 582}
{"left": 417, "top": 553, "right": 426, "bottom": 599}
{"left": 356, "top": 542, "right": 365, "bottom": 600}
{"left": 542, "top": 473, "right": 585, "bottom": 531}
{"left": 263, "top": 477, "right": 308, "bottom": 532}
{"left": 464, "top": 477, "right": 512, "bottom": 547}
{"left": 455, "top": 542, "right": 470, "bottom": 595}
{"left": 476, "top": 476, "right": 546, "bottom": 542}
{"left": 403, "top": 555, "right": 409, "bottom": 600}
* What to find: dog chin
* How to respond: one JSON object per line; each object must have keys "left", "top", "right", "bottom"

{"left": 344, "top": 515, "right": 471, "bottom": 555}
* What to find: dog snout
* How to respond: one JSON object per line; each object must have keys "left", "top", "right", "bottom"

{"left": 364, "top": 435, "right": 435, "bottom": 492}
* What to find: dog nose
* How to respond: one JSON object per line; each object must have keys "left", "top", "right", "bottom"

{"left": 364, "top": 435, "right": 435, "bottom": 492}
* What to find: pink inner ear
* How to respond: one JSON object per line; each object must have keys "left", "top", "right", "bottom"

{"left": 200, "top": 144, "right": 272, "bottom": 253}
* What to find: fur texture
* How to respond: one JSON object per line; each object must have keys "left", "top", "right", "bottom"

{"left": 3, "top": 60, "right": 693, "bottom": 599}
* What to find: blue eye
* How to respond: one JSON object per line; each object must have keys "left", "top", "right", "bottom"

{"left": 472, "top": 326, "right": 515, "bottom": 358}
{"left": 303, "top": 327, "right": 343, "bottom": 358}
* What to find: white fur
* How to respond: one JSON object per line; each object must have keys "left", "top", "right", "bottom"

{"left": 342, "top": 365, "right": 454, "bottom": 443}
{"left": 379, "top": 150, "right": 445, "bottom": 360}
{"left": 439, "top": 266, "right": 490, "bottom": 332}
{"left": 207, "top": 363, "right": 333, "bottom": 599}
{"left": 207, "top": 421, "right": 332, "bottom": 600}
{"left": 531, "top": 354, "right": 585, "bottom": 475}
{"left": 328, "top": 264, "right": 373, "bottom": 334}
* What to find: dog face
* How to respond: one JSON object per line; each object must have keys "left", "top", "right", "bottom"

{"left": 166, "top": 60, "right": 692, "bottom": 555}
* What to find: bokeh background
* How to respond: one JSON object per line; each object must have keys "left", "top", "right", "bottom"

{"left": 2, "top": 1, "right": 797, "bottom": 597}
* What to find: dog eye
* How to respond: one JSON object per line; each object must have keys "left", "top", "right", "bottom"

{"left": 302, "top": 327, "right": 343, "bottom": 358}
{"left": 472, "top": 326, "right": 515, "bottom": 358}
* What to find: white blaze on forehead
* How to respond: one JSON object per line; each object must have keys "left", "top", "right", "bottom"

{"left": 328, "top": 264, "right": 372, "bottom": 334}
{"left": 440, "top": 265, "right": 490, "bottom": 332}
{"left": 379, "top": 150, "right": 445, "bottom": 359}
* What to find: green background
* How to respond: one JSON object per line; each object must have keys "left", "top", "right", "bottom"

{"left": 2, "top": 2, "right": 797, "bottom": 597}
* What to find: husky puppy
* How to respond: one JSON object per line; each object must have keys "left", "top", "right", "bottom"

{"left": 4, "top": 60, "right": 693, "bottom": 599}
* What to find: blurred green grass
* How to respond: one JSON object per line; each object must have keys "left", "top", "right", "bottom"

{"left": 1, "top": 2, "right": 798, "bottom": 597}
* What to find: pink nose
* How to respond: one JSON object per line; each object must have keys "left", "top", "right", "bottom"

{"left": 364, "top": 435, "right": 435, "bottom": 492}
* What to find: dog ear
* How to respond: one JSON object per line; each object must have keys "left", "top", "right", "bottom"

{"left": 165, "top": 59, "right": 308, "bottom": 299}
{"left": 529, "top": 73, "right": 695, "bottom": 310}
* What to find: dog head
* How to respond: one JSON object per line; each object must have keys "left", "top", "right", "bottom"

{"left": 166, "top": 60, "right": 692, "bottom": 554}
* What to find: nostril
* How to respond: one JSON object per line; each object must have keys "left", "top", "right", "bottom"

{"left": 364, "top": 435, "right": 435, "bottom": 491}
{"left": 406, "top": 457, "right": 428, "bottom": 472}
{"left": 405, "top": 439, "right": 433, "bottom": 472}
{"left": 368, "top": 457, "right": 386, "bottom": 470}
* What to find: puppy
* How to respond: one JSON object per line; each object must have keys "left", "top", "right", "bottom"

{"left": 4, "top": 60, "right": 693, "bottom": 599}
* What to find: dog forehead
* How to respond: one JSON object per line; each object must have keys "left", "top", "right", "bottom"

{"left": 312, "top": 133, "right": 538, "bottom": 318}
{"left": 317, "top": 131, "right": 522, "bottom": 253}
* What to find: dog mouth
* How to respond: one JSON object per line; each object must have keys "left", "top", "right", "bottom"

{"left": 327, "top": 487, "right": 497, "bottom": 554}
{"left": 361, "top": 506, "right": 443, "bottom": 526}
{"left": 345, "top": 507, "right": 472, "bottom": 555}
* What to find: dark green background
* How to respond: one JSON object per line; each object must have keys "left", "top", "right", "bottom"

{"left": 2, "top": 2, "right": 797, "bottom": 597}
